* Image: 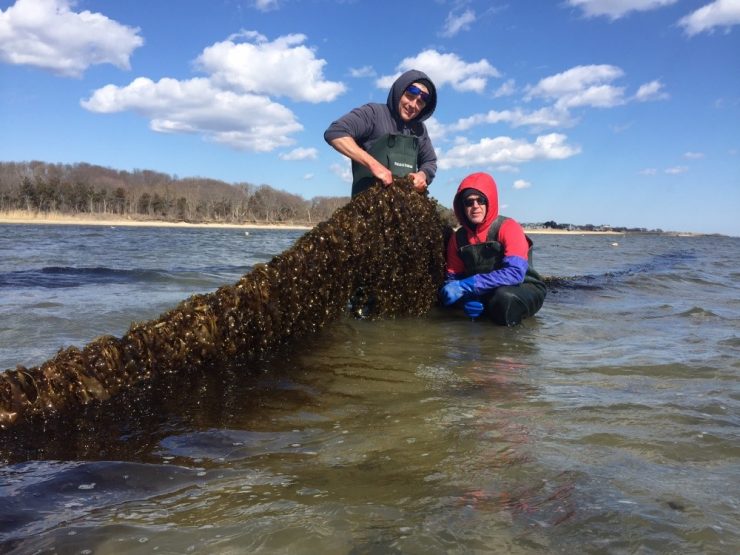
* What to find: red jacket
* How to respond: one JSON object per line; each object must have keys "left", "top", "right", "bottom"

{"left": 446, "top": 173, "right": 529, "bottom": 291}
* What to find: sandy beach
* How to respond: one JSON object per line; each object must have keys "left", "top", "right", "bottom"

{"left": 0, "top": 210, "right": 621, "bottom": 234}
{"left": 0, "top": 211, "right": 312, "bottom": 231}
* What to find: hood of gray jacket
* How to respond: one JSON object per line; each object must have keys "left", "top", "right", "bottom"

{"left": 386, "top": 69, "right": 437, "bottom": 124}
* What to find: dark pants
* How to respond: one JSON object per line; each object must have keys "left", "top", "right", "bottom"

{"left": 483, "top": 282, "right": 546, "bottom": 326}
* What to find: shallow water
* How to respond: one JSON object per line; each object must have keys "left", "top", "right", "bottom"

{"left": 1, "top": 225, "right": 738, "bottom": 553}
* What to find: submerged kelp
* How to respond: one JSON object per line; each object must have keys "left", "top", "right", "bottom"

{"left": 0, "top": 178, "right": 450, "bottom": 433}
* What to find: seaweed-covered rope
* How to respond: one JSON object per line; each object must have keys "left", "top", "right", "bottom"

{"left": 0, "top": 179, "right": 450, "bottom": 431}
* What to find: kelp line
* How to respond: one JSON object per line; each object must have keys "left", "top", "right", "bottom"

{"left": 0, "top": 178, "right": 450, "bottom": 435}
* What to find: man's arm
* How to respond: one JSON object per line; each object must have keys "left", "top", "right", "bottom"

{"left": 324, "top": 104, "right": 394, "bottom": 186}
{"left": 414, "top": 130, "right": 437, "bottom": 191}
{"left": 329, "top": 136, "right": 392, "bottom": 186}
{"left": 469, "top": 220, "right": 529, "bottom": 293}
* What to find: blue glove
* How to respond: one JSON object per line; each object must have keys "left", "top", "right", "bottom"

{"left": 439, "top": 277, "right": 476, "bottom": 306}
{"left": 464, "top": 300, "right": 484, "bottom": 319}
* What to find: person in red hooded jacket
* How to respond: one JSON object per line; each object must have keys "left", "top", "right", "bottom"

{"left": 440, "top": 172, "right": 546, "bottom": 325}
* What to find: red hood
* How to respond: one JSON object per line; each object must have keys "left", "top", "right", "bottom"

{"left": 453, "top": 172, "right": 499, "bottom": 241}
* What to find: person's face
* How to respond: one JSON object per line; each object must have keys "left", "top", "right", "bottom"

{"left": 463, "top": 195, "right": 487, "bottom": 225}
{"left": 398, "top": 82, "right": 429, "bottom": 122}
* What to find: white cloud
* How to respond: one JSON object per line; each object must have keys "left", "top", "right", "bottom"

{"left": 438, "top": 133, "right": 581, "bottom": 170}
{"left": 494, "top": 79, "right": 517, "bottom": 97}
{"left": 714, "top": 96, "right": 740, "bottom": 109}
{"left": 684, "top": 151, "right": 705, "bottom": 159}
{"left": 303, "top": 173, "right": 314, "bottom": 180}
{"left": 81, "top": 77, "right": 302, "bottom": 152}
{"left": 566, "top": 0, "right": 678, "bottom": 20}
{"left": 195, "top": 31, "right": 346, "bottom": 103}
{"left": 280, "top": 147, "right": 318, "bottom": 161}
{"left": 526, "top": 65, "right": 626, "bottom": 109}
{"left": 611, "top": 121, "right": 634, "bottom": 133}
{"left": 81, "top": 31, "right": 347, "bottom": 152}
{"left": 513, "top": 179, "right": 532, "bottom": 189}
{"left": 679, "top": 0, "right": 740, "bottom": 36}
{"left": 634, "top": 79, "right": 670, "bottom": 101}
{"left": 350, "top": 65, "right": 376, "bottom": 78}
{"left": 422, "top": 117, "right": 446, "bottom": 144}
{"left": 434, "top": 106, "right": 574, "bottom": 140}
{"left": 378, "top": 49, "right": 500, "bottom": 93}
{"left": 440, "top": 9, "right": 476, "bottom": 37}
{"left": 254, "top": 0, "right": 280, "bottom": 12}
{"left": 665, "top": 165, "right": 689, "bottom": 174}
{"left": 0, "top": 0, "right": 143, "bottom": 77}
{"left": 639, "top": 168, "right": 658, "bottom": 175}
{"left": 330, "top": 162, "right": 352, "bottom": 183}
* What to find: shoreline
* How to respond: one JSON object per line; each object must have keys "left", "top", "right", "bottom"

{"left": 0, "top": 211, "right": 312, "bottom": 231}
{"left": 0, "top": 211, "right": 623, "bottom": 235}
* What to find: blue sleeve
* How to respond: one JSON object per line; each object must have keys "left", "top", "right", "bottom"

{"left": 471, "top": 255, "right": 527, "bottom": 293}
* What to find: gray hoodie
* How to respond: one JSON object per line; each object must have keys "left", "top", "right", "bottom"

{"left": 324, "top": 69, "right": 438, "bottom": 185}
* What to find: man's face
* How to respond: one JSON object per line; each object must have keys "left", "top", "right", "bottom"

{"left": 463, "top": 195, "right": 487, "bottom": 225}
{"left": 398, "top": 82, "right": 429, "bottom": 122}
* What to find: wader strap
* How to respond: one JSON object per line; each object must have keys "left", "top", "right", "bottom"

{"left": 455, "top": 215, "right": 508, "bottom": 249}
{"left": 351, "top": 133, "right": 419, "bottom": 197}
{"left": 455, "top": 215, "right": 544, "bottom": 284}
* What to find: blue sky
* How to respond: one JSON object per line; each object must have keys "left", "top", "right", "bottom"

{"left": 1, "top": 0, "right": 738, "bottom": 235}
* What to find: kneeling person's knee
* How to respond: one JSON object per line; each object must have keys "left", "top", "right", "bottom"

{"left": 487, "top": 288, "right": 527, "bottom": 326}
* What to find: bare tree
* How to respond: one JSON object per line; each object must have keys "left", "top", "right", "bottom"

{"left": 0, "top": 161, "right": 349, "bottom": 225}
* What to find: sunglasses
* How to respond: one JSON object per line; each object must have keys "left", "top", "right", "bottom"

{"left": 463, "top": 197, "right": 487, "bottom": 207}
{"left": 404, "top": 84, "right": 431, "bottom": 104}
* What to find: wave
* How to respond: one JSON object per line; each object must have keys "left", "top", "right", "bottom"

{"left": 544, "top": 248, "right": 697, "bottom": 292}
{"left": 0, "top": 265, "right": 251, "bottom": 289}
{"left": 675, "top": 306, "right": 721, "bottom": 319}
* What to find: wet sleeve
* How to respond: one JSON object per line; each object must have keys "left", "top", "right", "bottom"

{"left": 471, "top": 256, "right": 527, "bottom": 292}
{"left": 324, "top": 104, "right": 377, "bottom": 144}
{"left": 470, "top": 220, "right": 529, "bottom": 293}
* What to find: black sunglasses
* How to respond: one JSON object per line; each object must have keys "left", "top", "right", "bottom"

{"left": 463, "top": 197, "right": 487, "bottom": 207}
{"left": 405, "top": 84, "right": 431, "bottom": 104}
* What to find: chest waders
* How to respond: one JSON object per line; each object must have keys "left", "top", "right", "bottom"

{"left": 351, "top": 133, "right": 419, "bottom": 197}
{"left": 455, "top": 216, "right": 545, "bottom": 285}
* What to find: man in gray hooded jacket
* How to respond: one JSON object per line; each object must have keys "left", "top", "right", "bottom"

{"left": 324, "top": 69, "right": 438, "bottom": 197}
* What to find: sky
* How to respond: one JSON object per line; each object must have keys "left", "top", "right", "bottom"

{"left": 0, "top": 0, "right": 738, "bottom": 235}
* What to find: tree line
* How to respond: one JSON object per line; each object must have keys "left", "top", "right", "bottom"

{"left": 537, "top": 220, "right": 664, "bottom": 234}
{"left": 0, "top": 161, "right": 351, "bottom": 225}
{"left": 0, "top": 161, "right": 664, "bottom": 233}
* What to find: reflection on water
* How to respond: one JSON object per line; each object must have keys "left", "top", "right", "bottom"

{"left": 2, "top": 316, "right": 580, "bottom": 554}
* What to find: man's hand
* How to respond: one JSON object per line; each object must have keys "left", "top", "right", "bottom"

{"left": 370, "top": 162, "right": 393, "bottom": 186}
{"left": 439, "top": 277, "right": 476, "bottom": 306}
{"left": 408, "top": 171, "right": 428, "bottom": 192}
{"left": 463, "top": 300, "right": 485, "bottom": 319}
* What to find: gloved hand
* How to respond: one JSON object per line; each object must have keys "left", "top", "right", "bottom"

{"left": 463, "top": 300, "right": 484, "bottom": 319}
{"left": 439, "top": 277, "right": 476, "bottom": 306}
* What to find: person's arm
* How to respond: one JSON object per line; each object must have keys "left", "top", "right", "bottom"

{"left": 440, "top": 232, "right": 475, "bottom": 306}
{"left": 324, "top": 104, "right": 393, "bottom": 186}
{"left": 328, "top": 136, "right": 392, "bottom": 186}
{"left": 445, "top": 232, "right": 465, "bottom": 278}
{"left": 469, "top": 220, "right": 529, "bottom": 293}
{"left": 471, "top": 256, "right": 527, "bottom": 291}
{"left": 412, "top": 130, "right": 437, "bottom": 192}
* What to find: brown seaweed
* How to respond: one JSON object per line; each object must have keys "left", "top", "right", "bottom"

{"left": 0, "top": 178, "right": 451, "bottom": 433}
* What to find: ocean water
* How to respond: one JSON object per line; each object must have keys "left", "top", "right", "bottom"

{"left": 0, "top": 223, "right": 738, "bottom": 554}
